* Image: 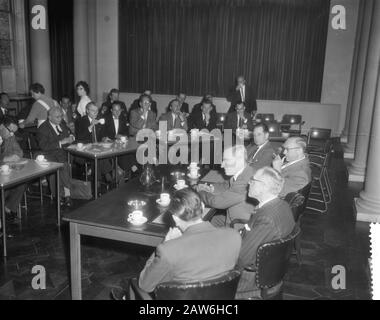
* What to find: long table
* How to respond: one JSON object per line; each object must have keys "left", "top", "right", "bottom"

{"left": 0, "top": 159, "right": 63, "bottom": 257}
{"left": 63, "top": 165, "right": 216, "bottom": 300}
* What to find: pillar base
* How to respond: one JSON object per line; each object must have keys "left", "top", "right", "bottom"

{"left": 354, "top": 198, "right": 380, "bottom": 223}
{"left": 348, "top": 164, "right": 366, "bottom": 182}
{"left": 344, "top": 152, "right": 355, "bottom": 159}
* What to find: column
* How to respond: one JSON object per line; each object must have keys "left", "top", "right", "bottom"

{"left": 29, "top": 0, "right": 52, "bottom": 96}
{"left": 355, "top": 68, "right": 380, "bottom": 222}
{"left": 74, "top": 0, "right": 90, "bottom": 83}
{"left": 344, "top": 0, "right": 373, "bottom": 159}
{"left": 348, "top": 0, "right": 380, "bottom": 182}
{"left": 341, "top": 0, "right": 365, "bottom": 143}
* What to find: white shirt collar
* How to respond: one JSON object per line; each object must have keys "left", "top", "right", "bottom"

{"left": 282, "top": 155, "right": 306, "bottom": 169}
{"left": 233, "top": 167, "right": 245, "bottom": 181}
{"left": 258, "top": 196, "right": 278, "bottom": 209}
{"left": 50, "top": 121, "right": 61, "bottom": 134}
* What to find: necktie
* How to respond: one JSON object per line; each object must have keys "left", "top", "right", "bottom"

{"left": 92, "top": 122, "right": 97, "bottom": 143}
{"left": 238, "top": 116, "right": 243, "bottom": 128}
{"left": 249, "top": 146, "right": 259, "bottom": 162}
{"left": 56, "top": 125, "right": 62, "bottom": 135}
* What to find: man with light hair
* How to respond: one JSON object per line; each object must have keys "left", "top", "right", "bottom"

{"left": 273, "top": 136, "right": 311, "bottom": 198}
{"left": 196, "top": 144, "right": 256, "bottom": 227}
{"left": 236, "top": 166, "right": 295, "bottom": 299}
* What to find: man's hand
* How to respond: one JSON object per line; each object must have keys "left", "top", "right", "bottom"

{"left": 178, "top": 112, "right": 186, "bottom": 122}
{"left": 60, "top": 136, "right": 75, "bottom": 145}
{"left": 19, "top": 122, "right": 25, "bottom": 129}
{"left": 272, "top": 155, "right": 283, "bottom": 172}
{"left": 194, "top": 183, "right": 214, "bottom": 193}
{"left": 164, "top": 227, "right": 182, "bottom": 242}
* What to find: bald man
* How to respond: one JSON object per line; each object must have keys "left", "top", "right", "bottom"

{"left": 37, "top": 107, "right": 75, "bottom": 207}
{"left": 195, "top": 145, "right": 256, "bottom": 228}
{"left": 272, "top": 137, "right": 312, "bottom": 198}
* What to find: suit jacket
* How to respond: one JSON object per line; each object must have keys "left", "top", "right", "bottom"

{"left": 190, "top": 111, "right": 217, "bottom": 131}
{"left": 236, "top": 198, "right": 295, "bottom": 298}
{"left": 227, "top": 85, "right": 257, "bottom": 113}
{"left": 76, "top": 116, "right": 105, "bottom": 143}
{"left": 246, "top": 141, "right": 275, "bottom": 172}
{"left": 129, "top": 108, "right": 157, "bottom": 136}
{"left": 139, "top": 222, "right": 241, "bottom": 293}
{"left": 103, "top": 114, "right": 129, "bottom": 139}
{"left": 279, "top": 157, "right": 312, "bottom": 198}
{"left": 180, "top": 102, "right": 189, "bottom": 114}
{"left": 130, "top": 99, "right": 158, "bottom": 115}
{"left": 101, "top": 100, "right": 128, "bottom": 117}
{"left": 158, "top": 112, "right": 188, "bottom": 131}
{"left": 37, "top": 120, "right": 71, "bottom": 162}
{"left": 224, "top": 111, "right": 254, "bottom": 131}
{"left": 191, "top": 103, "right": 217, "bottom": 116}
{"left": 199, "top": 166, "right": 256, "bottom": 224}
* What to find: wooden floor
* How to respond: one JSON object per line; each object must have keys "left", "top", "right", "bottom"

{"left": 0, "top": 142, "right": 372, "bottom": 300}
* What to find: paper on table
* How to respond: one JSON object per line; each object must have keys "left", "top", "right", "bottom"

{"left": 201, "top": 170, "right": 226, "bottom": 183}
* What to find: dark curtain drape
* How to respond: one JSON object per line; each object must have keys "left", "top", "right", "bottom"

{"left": 48, "top": 0, "right": 74, "bottom": 101}
{"left": 119, "top": 0, "right": 330, "bottom": 101}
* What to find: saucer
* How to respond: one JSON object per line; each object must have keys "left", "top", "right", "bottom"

{"left": 127, "top": 216, "right": 148, "bottom": 226}
{"left": 36, "top": 160, "right": 49, "bottom": 167}
{"left": 156, "top": 199, "right": 171, "bottom": 207}
{"left": 187, "top": 173, "right": 201, "bottom": 179}
{"left": 174, "top": 184, "right": 188, "bottom": 190}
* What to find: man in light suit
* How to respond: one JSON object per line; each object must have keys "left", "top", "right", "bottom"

{"left": 272, "top": 137, "right": 312, "bottom": 198}
{"left": 246, "top": 123, "right": 275, "bottom": 172}
{"left": 236, "top": 167, "right": 295, "bottom": 299}
{"left": 224, "top": 102, "right": 254, "bottom": 132}
{"left": 129, "top": 94, "right": 157, "bottom": 137}
{"left": 227, "top": 76, "right": 257, "bottom": 114}
{"left": 158, "top": 99, "right": 188, "bottom": 131}
{"left": 196, "top": 145, "right": 256, "bottom": 228}
{"left": 112, "top": 188, "right": 241, "bottom": 299}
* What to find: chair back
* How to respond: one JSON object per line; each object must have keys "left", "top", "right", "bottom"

{"left": 308, "top": 127, "right": 331, "bottom": 142}
{"left": 284, "top": 192, "right": 305, "bottom": 222}
{"left": 154, "top": 270, "right": 241, "bottom": 300}
{"left": 255, "top": 226, "right": 300, "bottom": 289}
{"left": 282, "top": 114, "right": 302, "bottom": 125}
{"left": 255, "top": 113, "right": 275, "bottom": 123}
{"left": 267, "top": 122, "right": 281, "bottom": 137}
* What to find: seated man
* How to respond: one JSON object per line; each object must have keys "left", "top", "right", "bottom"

{"left": 20, "top": 83, "right": 59, "bottom": 128}
{"left": 76, "top": 102, "right": 113, "bottom": 184}
{"left": 0, "top": 118, "right": 26, "bottom": 221}
{"left": 37, "top": 107, "right": 75, "bottom": 207}
{"left": 246, "top": 123, "right": 275, "bottom": 171}
{"left": 103, "top": 102, "right": 129, "bottom": 140}
{"left": 224, "top": 101, "right": 254, "bottom": 132}
{"left": 129, "top": 94, "right": 157, "bottom": 137}
{"left": 159, "top": 99, "right": 188, "bottom": 131}
{"left": 101, "top": 89, "right": 127, "bottom": 117}
{"left": 112, "top": 188, "right": 241, "bottom": 298}
{"left": 190, "top": 98, "right": 217, "bottom": 131}
{"left": 59, "top": 95, "right": 76, "bottom": 133}
{"left": 0, "top": 92, "right": 11, "bottom": 124}
{"left": 236, "top": 167, "right": 295, "bottom": 299}
{"left": 195, "top": 145, "right": 256, "bottom": 227}
{"left": 177, "top": 93, "right": 189, "bottom": 115}
{"left": 272, "top": 137, "right": 312, "bottom": 198}
{"left": 130, "top": 90, "right": 158, "bottom": 116}
{"left": 191, "top": 94, "right": 217, "bottom": 116}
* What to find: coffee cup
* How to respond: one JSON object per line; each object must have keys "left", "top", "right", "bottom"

{"left": 99, "top": 119, "right": 105, "bottom": 125}
{"left": 36, "top": 155, "right": 46, "bottom": 162}
{"left": 0, "top": 164, "right": 10, "bottom": 174}
{"left": 189, "top": 162, "right": 198, "bottom": 169}
{"left": 77, "top": 143, "right": 84, "bottom": 150}
{"left": 128, "top": 210, "right": 144, "bottom": 221}
{"left": 120, "top": 136, "right": 127, "bottom": 143}
{"left": 177, "top": 179, "right": 186, "bottom": 188}
{"left": 160, "top": 193, "right": 170, "bottom": 205}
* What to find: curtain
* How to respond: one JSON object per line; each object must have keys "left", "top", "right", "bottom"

{"left": 48, "top": 0, "right": 74, "bottom": 101}
{"left": 119, "top": 0, "right": 330, "bottom": 101}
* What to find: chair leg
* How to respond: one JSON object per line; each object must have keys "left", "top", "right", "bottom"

{"left": 39, "top": 178, "right": 43, "bottom": 205}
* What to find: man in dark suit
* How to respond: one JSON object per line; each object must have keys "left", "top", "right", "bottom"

{"left": 227, "top": 76, "right": 257, "bottom": 114}
{"left": 158, "top": 99, "right": 188, "bottom": 131}
{"left": 101, "top": 89, "right": 127, "bottom": 118}
{"left": 76, "top": 102, "right": 113, "bottom": 183}
{"left": 196, "top": 145, "right": 256, "bottom": 227}
{"left": 224, "top": 102, "right": 254, "bottom": 132}
{"left": 59, "top": 95, "right": 76, "bottom": 133}
{"left": 0, "top": 92, "right": 10, "bottom": 124}
{"left": 236, "top": 167, "right": 295, "bottom": 299}
{"left": 103, "top": 102, "right": 129, "bottom": 140}
{"left": 37, "top": 107, "right": 75, "bottom": 207}
{"left": 129, "top": 94, "right": 157, "bottom": 136}
{"left": 130, "top": 90, "right": 158, "bottom": 116}
{"left": 272, "top": 137, "right": 312, "bottom": 198}
{"left": 190, "top": 99, "right": 217, "bottom": 131}
{"left": 191, "top": 94, "right": 217, "bottom": 116}
{"left": 136, "top": 189, "right": 241, "bottom": 294}
{"left": 246, "top": 123, "right": 275, "bottom": 171}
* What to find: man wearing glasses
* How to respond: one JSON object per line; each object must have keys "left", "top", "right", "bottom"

{"left": 236, "top": 167, "right": 295, "bottom": 299}
{"left": 272, "top": 137, "right": 311, "bottom": 198}
{"left": 129, "top": 94, "right": 158, "bottom": 136}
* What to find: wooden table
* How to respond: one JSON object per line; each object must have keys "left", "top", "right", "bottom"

{"left": 63, "top": 165, "right": 216, "bottom": 300}
{"left": 0, "top": 159, "right": 63, "bottom": 257}
{"left": 66, "top": 138, "right": 142, "bottom": 199}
